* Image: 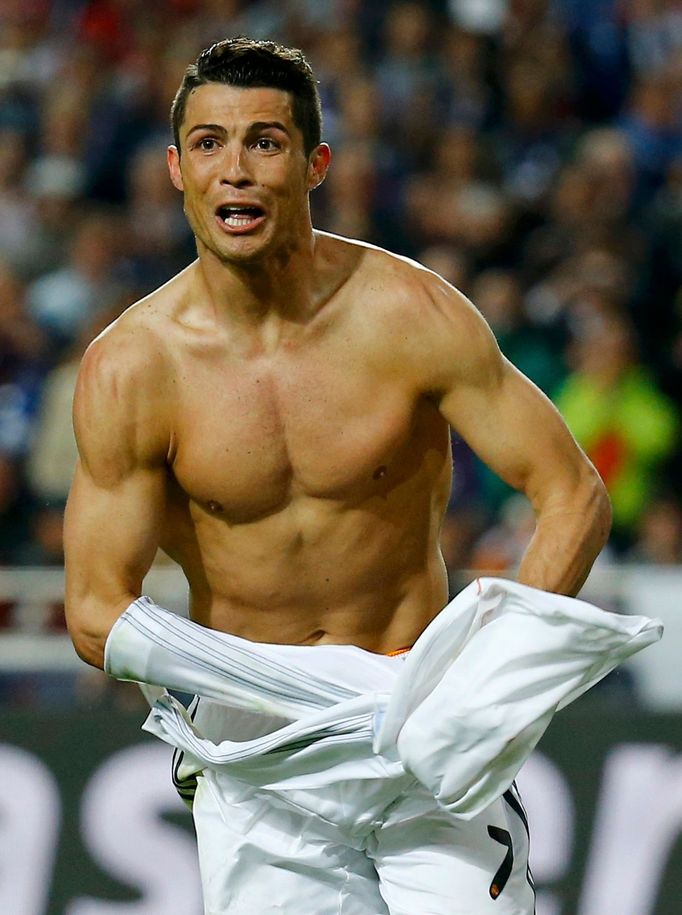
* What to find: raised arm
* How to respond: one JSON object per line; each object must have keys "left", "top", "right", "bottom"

{"left": 64, "top": 327, "right": 171, "bottom": 668}
{"left": 421, "top": 276, "right": 611, "bottom": 595}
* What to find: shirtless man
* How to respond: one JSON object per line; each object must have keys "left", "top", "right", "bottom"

{"left": 64, "top": 38, "right": 612, "bottom": 914}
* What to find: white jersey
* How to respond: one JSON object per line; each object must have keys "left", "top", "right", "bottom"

{"left": 105, "top": 578, "right": 662, "bottom": 914}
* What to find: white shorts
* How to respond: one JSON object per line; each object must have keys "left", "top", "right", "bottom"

{"left": 192, "top": 755, "right": 535, "bottom": 915}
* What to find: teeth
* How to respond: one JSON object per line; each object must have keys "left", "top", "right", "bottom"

{"left": 224, "top": 214, "right": 256, "bottom": 226}
{"left": 220, "top": 207, "right": 260, "bottom": 227}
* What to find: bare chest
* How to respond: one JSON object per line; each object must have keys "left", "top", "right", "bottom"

{"left": 170, "top": 346, "right": 421, "bottom": 519}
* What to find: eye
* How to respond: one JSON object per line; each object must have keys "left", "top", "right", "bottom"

{"left": 196, "top": 137, "right": 219, "bottom": 152}
{"left": 254, "top": 137, "right": 279, "bottom": 151}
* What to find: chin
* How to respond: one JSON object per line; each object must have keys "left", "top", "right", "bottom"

{"left": 199, "top": 220, "right": 296, "bottom": 268}
{"left": 216, "top": 242, "right": 270, "bottom": 267}
{"left": 202, "top": 232, "right": 269, "bottom": 266}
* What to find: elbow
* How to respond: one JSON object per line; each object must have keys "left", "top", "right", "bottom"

{"left": 65, "top": 591, "right": 135, "bottom": 670}
{"left": 582, "top": 465, "right": 612, "bottom": 549}
{"left": 65, "top": 597, "right": 117, "bottom": 671}
{"left": 67, "top": 618, "right": 107, "bottom": 670}
{"left": 70, "top": 630, "right": 107, "bottom": 670}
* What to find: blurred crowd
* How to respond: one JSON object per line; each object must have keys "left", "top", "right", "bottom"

{"left": 1, "top": 0, "right": 682, "bottom": 637}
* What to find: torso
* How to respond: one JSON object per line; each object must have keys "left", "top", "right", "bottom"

{"left": 124, "top": 235, "right": 453, "bottom": 651}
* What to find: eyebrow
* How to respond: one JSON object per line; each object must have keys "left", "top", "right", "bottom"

{"left": 248, "top": 121, "right": 290, "bottom": 136}
{"left": 186, "top": 121, "right": 291, "bottom": 138}
{"left": 186, "top": 123, "right": 227, "bottom": 138}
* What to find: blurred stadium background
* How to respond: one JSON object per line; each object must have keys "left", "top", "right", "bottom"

{"left": 1, "top": 0, "right": 681, "bottom": 912}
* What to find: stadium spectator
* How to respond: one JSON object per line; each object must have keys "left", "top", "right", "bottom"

{"left": 555, "top": 314, "right": 678, "bottom": 544}
{"left": 26, "top": 209, "right": 125, "bottom": 349}
{"left": 0, "top": 127, "right": 32, "bottom": 268}
{"left": 628, "top": 494, "right": 682, "bottom": 564}
{"left": 27, "top": 303, "right": 127, "bottom": 504}
{"left": 0, "top": 260, "right": 46, "bottom": 460}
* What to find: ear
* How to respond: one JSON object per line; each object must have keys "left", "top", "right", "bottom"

{"left": 307, "top": 143, "right": 331, "bottom": 191}
{"left": 167, "top": 145, "right": 184, "bottom": 192}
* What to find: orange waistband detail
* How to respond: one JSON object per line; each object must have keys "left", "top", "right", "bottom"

{"left": 386, "top": 646, "right": 411, "bottom": 657}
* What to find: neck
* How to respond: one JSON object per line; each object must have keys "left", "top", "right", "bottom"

{"left": 196, "top": 228, "right": 320, "bottom": 325}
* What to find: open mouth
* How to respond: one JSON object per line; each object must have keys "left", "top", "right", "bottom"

{"left": 216, "top": 205, "right": 265, "bottom": 231}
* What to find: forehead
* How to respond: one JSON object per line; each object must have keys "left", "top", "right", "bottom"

{"left": 182, "top": 83, "right": 298, "bottom": 135}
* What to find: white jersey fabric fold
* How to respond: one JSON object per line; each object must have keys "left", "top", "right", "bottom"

{"left": 105, "top": 577, "right": 662, "bottom": 819}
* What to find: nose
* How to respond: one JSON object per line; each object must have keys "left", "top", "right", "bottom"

{"left": 220, "top": 143, "right": 253, "bottom": 187}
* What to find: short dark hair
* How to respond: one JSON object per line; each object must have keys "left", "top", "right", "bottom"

{"left": 171, "top": 37, "right": 322, "bottom": 156}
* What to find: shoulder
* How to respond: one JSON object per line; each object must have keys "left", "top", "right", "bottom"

{"left": 73, "top": 286, "right": 180, "bottom": 472}
{"left": 325, "top": 234, "right": 501, "bottom": 391}
{"left": 320, "top": 232, "right": 437, "bottom": 299}
{"left": 327, "top": 233, "right": 486, "bottom": 332}
{"left": 76, "top": 268, "right": 192, "bottom": 403}
{"left": 76, "top": 301, "right": 169, "bottom": 409}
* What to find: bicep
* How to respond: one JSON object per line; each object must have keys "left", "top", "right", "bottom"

{"left": 439, "top": 340, "right": 590, "bottom": 506}
{"left": 63, "top": 333, "right": 170, "bottom": 663}
{"left": 65, "top": 458, "right": 166, "bottom": 613}
{"left": 415, "top": 279, "right": 609, "bottom": 589}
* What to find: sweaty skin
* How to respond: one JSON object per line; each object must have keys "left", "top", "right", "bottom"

{"left": 64, "top": 84, "right": 611, "bottom": 668}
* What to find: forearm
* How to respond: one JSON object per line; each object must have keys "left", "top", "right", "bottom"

{"left": 104, "top": 596, "right": 341, "bottom": 717}
{"left": 517, "top": 474, "right": 611, "bottom": 596}
{"left": 69, "top": 589, "right": 322, "bottom": 717}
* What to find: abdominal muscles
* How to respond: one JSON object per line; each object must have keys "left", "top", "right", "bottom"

{"left": 161, "top": 450, "right": 451, "bottom": 650}
{"left": 161, "top": 389, "right": 453, "bottom": 649}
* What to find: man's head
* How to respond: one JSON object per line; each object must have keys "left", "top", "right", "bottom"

{"left": 171, "top": 38, "right": 322, "bottom": 158}
{"left": 166, "top": 38, "right": 330, "bottom": 268}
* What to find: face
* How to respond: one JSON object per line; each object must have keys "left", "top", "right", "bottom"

{"left": 168, "top": 83, "right": 330, "bottom": 266}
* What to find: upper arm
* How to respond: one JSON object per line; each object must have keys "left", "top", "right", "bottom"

{"left": 64, "top": 328, "right": 171, "bottom": 665}
{"left": 419, "top": 277, "right": 599, "bottom": 510}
